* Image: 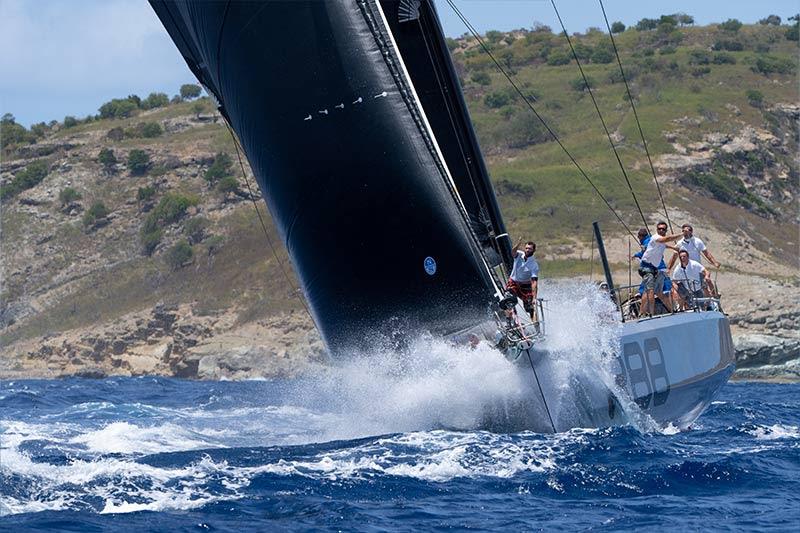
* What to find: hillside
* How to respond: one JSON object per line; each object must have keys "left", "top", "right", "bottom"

{"left": 1, "top": 18, "right": 798, "bottom": 379}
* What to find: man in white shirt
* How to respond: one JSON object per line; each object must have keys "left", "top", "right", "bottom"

{"left": 672, "top": 249, "right": 712, "bottom": 309}
{"left": 506, "top": 239, "right": 539, "bottom": 319}
{"left": 638, "top": 221, "right": 683, "bottom": 317}
{"left": 668, "top": 223, "right": 721, "bottom": 296}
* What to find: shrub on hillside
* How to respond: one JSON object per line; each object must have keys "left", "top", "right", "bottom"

{"left": 166, "top": 240, "right": 193, "bottom": 270}
{"left": 752, "top": 55, "right": 796, "bottom": 75}
{"left": 141, "top": 228, "right": 162, "bottom": 256}
{"left": 179, "top": 84, "right": 202, "bottom": 99}
{"left": 82, "top": 201, "right": 109, "bottom": 227}
{"left": 63, "top": 116, "right": 78, "bottom": 128}
{"left": 98, "top": 148, "right": 117, "bottom": 172}
{"left": 106, "top": 127, "right": 124, "bottom": 142}
{"left": 58, "top": 187, "right": 81, "bottom": 206}
{"left": 572, "top": 42, "right": 593, "bottom": 61}
{"left": 216, "top": 176, "right": 240, "bottom": 196}
{"left": 205, "top": 235, "right": 224, "bottom": 256}
{"left": 712, "top": 52, "right": 736, "bottom": 64}
{"left": 0, "top": 160, "right": 49, "bottom": 200}
{"left": 659, "top": 45, "right": 677, "bottom": 55}
{"left": 688, "top": 49, "right": 711, "bottom": 65}
{"left": 485, "top": 30, "right": 503, "bottom": 44}
{"left": 546, "top": 50, "right": 571, "bottom": 66}
{"left": 484, "top": 90, "right": 513, "bottom": 108}
{"left": 127, "top": 150, "right": 150, "bottom": 175}
{"left": 445, "top": 37, "right": 459, "bottom": 51}
{"left": 503, "top": 113, "right": 550, "bottom": 149}
{"left": 590, "top": 45, "right": 614, "bottom": 64}
{"left": 786, "top": 15, "right": 799, "bottom": 41}
{"left": 718, "top": 19, "right": 742, "bottom": 33}
{"left": 141, "top": 92, "right": 169, "bottom": 110}
{"left": 136, "top": 185, "right": 156, "bottom": 203}
{"left": 204, "top": 153, "right": 233, "bottom": 184}
{"left": 611, "top": 21, "right": 625, "bottom": 33}
{"left": 183, "top": 216, "right": 209, "bottom": 244}
{"left": 570, "top": 76, "right": 594, "bottom": 92}
{"left": 140, "top": 122, "right": 163, "bottom": 138}
{"left": 713, "top": 39, "right": 744, "bottom": 51}
{"left": 746, "top": 89, "right": 765, "bottom": 107}
{"left": 470, "top": 70, "right": 491, "bottom": 86}
{"left": 691, "top": 66, "right": 712, "bottom": 77}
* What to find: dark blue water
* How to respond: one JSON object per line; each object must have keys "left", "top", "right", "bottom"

{"left": 1, "top": 377, "right": 798, "bottom": 531}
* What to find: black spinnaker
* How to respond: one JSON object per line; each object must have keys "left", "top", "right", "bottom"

{"left": 149, "top": 0, "right": 510, "bottom": 352}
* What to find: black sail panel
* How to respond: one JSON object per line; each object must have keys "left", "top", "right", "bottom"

{"left": 378, "top": 0, "right": 514, "bottom": 272}
{"left": 149, "top": 0, "right": 500, "bottom": 352}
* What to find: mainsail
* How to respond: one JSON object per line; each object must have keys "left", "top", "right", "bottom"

{"left": 149, "top": 0, "right": 508, "bottom": 351}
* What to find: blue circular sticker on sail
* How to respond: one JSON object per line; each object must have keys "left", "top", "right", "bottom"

{"left": 424, "top": 256, "right": 437, "bottom": 276}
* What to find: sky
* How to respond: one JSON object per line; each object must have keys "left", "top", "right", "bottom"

{"left": 1, "top": 0, "right": 797, "bottom": 127}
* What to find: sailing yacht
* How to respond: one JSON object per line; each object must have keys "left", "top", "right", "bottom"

{"left": 149, "top": 0, "right": 734, "bottom": 432}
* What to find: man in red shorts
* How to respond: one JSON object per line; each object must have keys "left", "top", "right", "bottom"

{"left": 506, "top": 239, "right": 539, "bottom": 319}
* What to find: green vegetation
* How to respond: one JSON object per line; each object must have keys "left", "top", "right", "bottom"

{"left": 99, "top": 97, "right": 139, "bottom": 119}
{"left": 183, "top": 216, "right": 209, "bottom": 244}
{"left": 0, "top": 160, "right": 49, "bottom": 200}
{"left": 216, "top": 176, "right": 239, "bottom": 196}
{"left": 1, "top": 113, "right": 36, "bottom": 149}
{"left": 58, "top": 187, "right": 81, "bottom": 206}
{"left": 180, "top": 84, "right": 202, "bottom": 99}
{"left": 204, "top": 152, "right": 233, "bottom": 184}
{"left": 611, "top": 21, "right": 625, "bottom": 34}
{"left": 136, "top": 185, "right": 156, "bottom": 203}
{"left": 680, "top": 169, "right": 773, "bottom": 217}
{"left": 166, "top": 239, "right": 193, "bottom": 270}
{"left": 140, "top": 192, "right": 199, "bottom": 254}
{"left": 746, "top": 89, "right": 765, "bottom": 107}
{"left": 98, "top": 148, "right": 117, "bottom": 172}
{"left": 753, "top": 55, "right": 796, "bottom": 75}
{"left": 63, "top": 116, "right": 78, "bottom": 128}
{"left": 718, "top": 19, "right": 743, "bottom": 33}
{"left": 471, "top": 71, "right": 491, "bottom": 86}
{"left": 205, "top": 235, "right": 225, "bottom": 256}
{"left": 82, "top": 201, "right": 109, "bottom": 227}
{"left": 127, "top": 149, "right": 150, "bottom": 175}
{"left": 141, "top": 92, "right": 169, "bottom": 110}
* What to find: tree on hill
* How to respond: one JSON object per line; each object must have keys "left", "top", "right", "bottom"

{"left": 610, "top": 21, "right": 625, "bottom": 33}
{"left": 99, "top": 97, "right": 138, "bottom": 119}
{"left": 635, "top": 18, "right": 658, "bottom": 31}
{"left": 166, "top": 240, "right": 193, "bottom": 270}
{"left": 786, "top": 14, "right": 799, "bottom": 41}
{"left": 98, "top": 148, "right": 118, "bottom": 173}
{"left": 470, "top": 70, "right": 491, "bottom": 86}
{"left": 63, "top": 116, "right": 78, "bottom": 128}
{"left": 758, "top": 15, "right": 781, "bottom": 25}
{"left": 0, "top": 113, "right": 36, "bottom": 149}
{"left": 675, "top": 13, "right": 694, "bottom": 26}
{"left": 141, "top": 92, "right": 169, "bottom": 110}
{"left": 127, "top": 149, "right": 150, "bottom": 175}
{"left": 180, "top": 84, "right": 202, "bottom": 99}
{"left": 216, "top": 176, "right": 240, "bottom": 198}
{"left": 590, "top": 42, "right": 614, "bottom": 64}
{"left": 718, "top": 19, "right": 743, "bottom": 33}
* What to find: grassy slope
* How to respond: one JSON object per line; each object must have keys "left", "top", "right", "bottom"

{"left": 455, "top": 23, "right": 798, "bottom": 273}
{"left": 1, "top": 22, "right": 797, "bottom": 345}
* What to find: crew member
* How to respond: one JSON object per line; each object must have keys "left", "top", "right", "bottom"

{"left": 637, "top": 222, "right": 682, "bottom": 317}
{"left": 507, "top": 239, "right": 539, "bottom": 319}
{"left": 633, "top": 228, "right": 672, "bottom": 315}
{"left": 672, "top": 249, "right": 711, "bottom": 309}
{"left": 667, "top": 223, "right": 721, "bottom": 296}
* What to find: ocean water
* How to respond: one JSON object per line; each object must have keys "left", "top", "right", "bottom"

{"left": 1, "top": 377, "right": 798, "bottom": 531}
{"left": 2, "top": 285, "right": 798, "bottom": 531}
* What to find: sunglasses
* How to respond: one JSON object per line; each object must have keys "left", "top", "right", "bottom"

{"left": 657, "top": 227, "right": 667, "bottom": 232}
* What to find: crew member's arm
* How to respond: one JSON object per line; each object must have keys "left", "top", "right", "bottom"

{"left": 654, "top": 232, "right": 683, "bottom": 244}
{"left": 511, "top": 238, "right": 523, "bottom": 254}
{"left": 667, "top": 252, "right": 679, "bottom": 270}
{"left": 702, "top": 249, "right": 721, "bottom": 268}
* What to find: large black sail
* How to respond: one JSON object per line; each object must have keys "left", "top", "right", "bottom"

{"left": 149, "top": 0, "right": 502, "bottom": 351}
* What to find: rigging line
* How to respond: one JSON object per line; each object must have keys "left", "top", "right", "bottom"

{"left": 525, "top": 348, "right": 557, "bottom": 432}
{"left": 444, "top": 0, "right": 638, "bottom": 242}
{"left": 223, "top": 121, "right": 314, "bottom": 320}
{"left": 550, "top": 0, "right": 650, "bottom": 234}
{"left": 598, "top": 0, "right": 672, "bottom": 232}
